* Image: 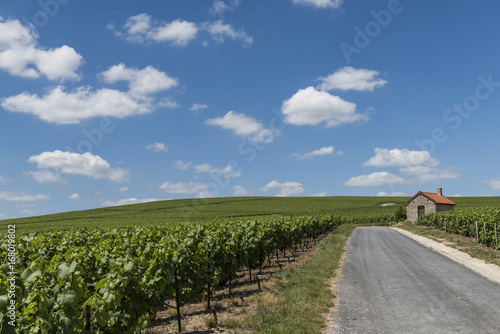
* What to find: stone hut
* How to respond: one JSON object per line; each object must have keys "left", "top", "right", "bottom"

{"left": 404, "top": 187, "right": 457, "bottom": 222}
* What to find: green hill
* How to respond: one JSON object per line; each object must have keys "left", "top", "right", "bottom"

{"left": 2, "top": 196, "right": 498, "bottom": 233}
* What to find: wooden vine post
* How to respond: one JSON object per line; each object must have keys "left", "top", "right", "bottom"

{"left": 174, "top": 264, "right": 182, "bottom": 334}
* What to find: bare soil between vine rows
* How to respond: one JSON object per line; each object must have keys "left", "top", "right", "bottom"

{"left": 143, "top": 234, "right": 332, "bottom": 334}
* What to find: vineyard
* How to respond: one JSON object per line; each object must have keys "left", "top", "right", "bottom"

{"left": 417, "top": 208, "right": 500, "bottom": 249}
{"left": 0, "top": 214, "right": 387, "bottom": 333}
{"left": 1, "top": 196, "right": 406, "bottom": 233}
{"left": 2, "top": 196, "right": 497, "bottom": 333}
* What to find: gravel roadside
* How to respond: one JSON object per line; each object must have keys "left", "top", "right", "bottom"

{"left": 392, "top": 227, "right": 500, "bottom": 285}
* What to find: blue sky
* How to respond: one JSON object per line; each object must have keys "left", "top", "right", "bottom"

{"left": 1, "top": 0, "right": 500, "bottom": 218}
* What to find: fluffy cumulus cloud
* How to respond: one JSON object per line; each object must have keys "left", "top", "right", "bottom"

{"left": 292, "top": 0, "right": 342, "bottom": 9}
{"left": 28, "top": 151, "right": 129, "bottom": 182}
{"left": 2, "top": 85, "right": 150, "bottom": 124}
{"left": 159, "top": 181, "right": 207, "bottom": 194}
{"left": 344, "top": 172, "right": 405, "bottom": 187}
{"left": 27, "top": 170, "right": 63, "bottom": 183}
{"left": 261, "top": 180, "right": 305, "bottom": 197}
{"left": 0, "top": 17, "right": 83, "bottom": 80}
{"left": 145, "top": 142, "right": 168, "bottom": 152}
{"left": 69, "top": 193, "right": 82, "bottom": 200}
{"left": 318, "top": 67, "right": 387, "bottom": 92}
{"left": 101, "top": 197, "right": 164, "bottom": 207}
{"left": 112, "top": 14, "right": 252, "bottom": 47}
{"left": 281, "top": 87, "right": 367, "bottom": 127}
{"left": 293, "top": 146, "right": 334, "bottom": 160}
{"left": 100, "top": 63, "right": 178, "bottom": 98}
{"left": 203, "top": 20, "right": 253, "bottom": 46}
{"left": 364, "top": 148, "right": 439, "bottom": 167}
{"left": 114, "top": 13, "right": 198, "bottom": 46}
{"left": 346, "top": 148, "right": 458, "bottom": 187}
{"left": 0, "top": 191, "right": 50, "bottom": 202}
{"left": 205, "top": 111, "right": 278, "bottom": 143}
{"left": 2, "top": 64, "right": 177, "bottom": 124}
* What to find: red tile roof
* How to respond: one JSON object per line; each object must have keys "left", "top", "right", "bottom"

{"left": 404, "top": 191, "right": 457, "bottom": 206}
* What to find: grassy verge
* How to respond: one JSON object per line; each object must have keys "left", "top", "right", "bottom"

{"left": 397, "top": 222, "right": 500, "bottom": 267}
{"left": 238, "top": 223, "right": 356, "bottom": 334}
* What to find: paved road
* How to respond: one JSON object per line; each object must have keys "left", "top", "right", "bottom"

{"left": 327, "top": 227, "right": 500, "bottom": 334}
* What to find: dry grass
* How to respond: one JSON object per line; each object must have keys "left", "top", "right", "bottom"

{"left": 398, "top": 222, "right": 500, "bottom": 266}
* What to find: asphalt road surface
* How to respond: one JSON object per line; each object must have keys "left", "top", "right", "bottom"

{"left": 327, "top": 227, "right": 500, "bottom": 334}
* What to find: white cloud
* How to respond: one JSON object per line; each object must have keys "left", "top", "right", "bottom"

{"left": 0, "top": 17, "right": 83, "bottom": 80}
{"left": 100, "top": 63, "right": 178, "bottom": 98}
{"left": 101, "top": 197, "right": 163, "bottom": 206}
{"left": 0, "top": 176, "right": 9, "bottom": 183}
{"left": 376, "top": 192, "right": 408, "bottom": 197}
{"left": 293, "top": 146, "right": 334, "bottom": 160}
{"left": 0, "top": 213, "right": 6, "bottom": 219}
{"left": 197, "top": 190, "right": 216, "bottom": 198}
{"left": 0, "top": 191, "right": 50, "bottom": 202}
{"left": 193, "top": 163, "right": 241, "bottom": 177}
{"left": 233, "top": 185, "right": 253, "bottom": 196}
{"left": 20, "top": 209, "right": 38, "bottom": 215}
{"left": 145, "top": 142, "right": 168, "bottom": 153}
{"left": 3, "top": 63, "right": 179, "bottom": 124}
{"left": 400, "top": 166, "right": 459, "bottom": 183}
{"left": 151, "top": 20, "right": 198, "bottom": 46}
{"left": 69, "top": 193, "right": 82, "bottom": 200}
{"left": 119, "top": 187, "right": 129, "bottom": 192}
{"left": 172, "top": 160, "right": 193, "bottom": 170}
{"left": 346, "top": 167, "right": 458, "bottom": 187}
{"left": 344, "top": 172, "right": 405, "bottom": 187}
{"left": 114, "top": 14, "right": 252, "bottom": 47}
{"left": 205, "top": 111, "right": 278, "bottom": 143}
{"left": 2, "top": 85, "right": 151, "bottom": 124}
{"left": 203, "top": 20, "right": 253, "bottom": 46}
{"left": 190, "top": 103, "right": 208, "bottom": 111}
{"left": 27, "top": 170, "right": 63, "bottom": 183}
{"left": 292, "top": 0, "right": 342, "bottom": 9}
{"left": 450, "top": 194, "right": 463, "bottom": 197}
{"left": 261, "top": 180, "right": 305, "bottom": 197}
{"left": 318, "top": 67, "right": 387, "bottom": 92}
{"left": 483, "top": 178, "right": 500, "bottom": 190}
{"left": 210, "top": 0, "right": 241, "bottom": 16}
{"left": 123, "top": 13, "right": 151, "bottom": 35}
{"left": 159, "top": 181, "right": 207, "bottom": 194}
{"left": 364, "top": 148, "right": 439, "bottom": 167}
{"left": 28, "top": 151, "right": 129, "bottom": 182}
{"left": 281, "top": 87, "right": 367, "bottom": 127}
{"left": 308, "top": 191, "right": 327, "bottom": 197}
{"left": 157, "top": 97, "right": 180, "bottom": 109}
{"left": 116, "top": 14, "right": 198, "bottom": 47}
{"left": 356, "top": 148, "right": 458, "bottom": 185}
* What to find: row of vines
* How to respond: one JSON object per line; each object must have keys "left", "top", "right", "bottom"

{"left": 0, "top": 214, "right": 385, "bottom": 333}
{"left": 417, "top": 208, "right": 500, "bottom": 249}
